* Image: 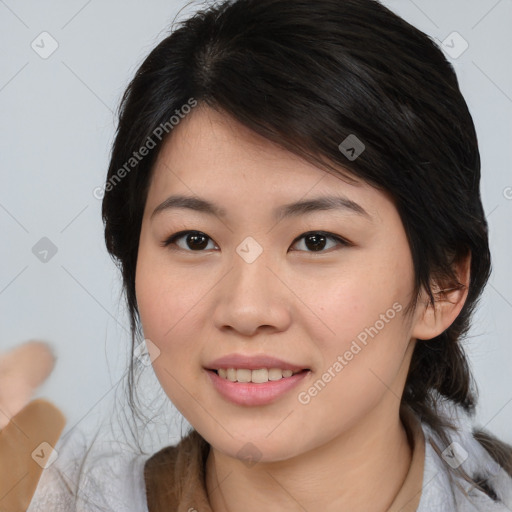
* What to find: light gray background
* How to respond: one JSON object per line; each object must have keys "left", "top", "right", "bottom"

{"left": 1, "top": 0, "right": 511, "bottom": 444}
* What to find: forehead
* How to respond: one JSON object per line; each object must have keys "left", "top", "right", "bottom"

{"left": 146, "top": 106, "right": 389, "bottom": 222}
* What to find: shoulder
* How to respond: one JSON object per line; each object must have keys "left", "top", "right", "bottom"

{"left": 144, "top": 428, "right": 209, "bottom": 472}
{"left": 417, "top": 400, "right": 512, "bottom": 511}
{"left": 144, "top": 429, "right": 210, "bottom": 510}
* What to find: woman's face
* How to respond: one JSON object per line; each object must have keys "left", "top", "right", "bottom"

{"left": 135, "top": 105, "right": 427, "bottom": 461}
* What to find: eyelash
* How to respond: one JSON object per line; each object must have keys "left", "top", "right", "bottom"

{"left": 161, "top": 230, "right": 352, "bottom": 254}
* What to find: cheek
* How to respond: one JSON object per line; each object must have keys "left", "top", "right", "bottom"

{"left": 304, "top": 259, "right": 406, "bottom": 335}
{"left": 295, "top": 276, "right": 410, "bottom": 435}
{"left": 299, "top": 251, "right": 412, "bottom": 385}
{"left": 316, "top": 291, "right": 408, "bottom": 379}
{"left": 135, "top": 249, "right": 212, "bottom": 382}
{"left": 135, "top": 258, "right": 201, "bottom": 411}
{"left": 135, "top": 242, "right": 203, "bottom": 339}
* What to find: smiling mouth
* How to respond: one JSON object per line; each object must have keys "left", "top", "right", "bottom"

{"left": 208, "top": 368, "right": 309, "bottom": 384}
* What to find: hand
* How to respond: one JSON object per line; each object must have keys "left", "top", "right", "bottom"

{"left": 0, "top": 341, "right": 56, "bottom": 429}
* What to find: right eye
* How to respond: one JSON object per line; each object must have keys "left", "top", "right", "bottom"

{"left": 162, "top": 230, "right": 218, "bottom": 252}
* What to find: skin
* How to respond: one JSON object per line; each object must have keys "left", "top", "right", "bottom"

{"left": 0, "top": 341, "right": 55, "bottom": 429}
{"left": 135, "top": 105, "right": 469, "bottom": 511}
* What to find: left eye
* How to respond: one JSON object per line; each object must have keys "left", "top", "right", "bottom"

{"left": 162, "top": 230, "right": 350, "bottom": 253}
{"left": 290, "top": 231, "right": 350, "bottom": 253}
{"left": 162, "top": 231, "right": 217, "bottom": 251}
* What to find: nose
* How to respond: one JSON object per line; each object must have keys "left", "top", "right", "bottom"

{"left": 212, "top": 247, "right": 292, "bottom": 337}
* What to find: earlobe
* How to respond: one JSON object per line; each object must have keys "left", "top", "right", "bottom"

{"left": 411, "top": 253, "right": 471, "bottom": 341}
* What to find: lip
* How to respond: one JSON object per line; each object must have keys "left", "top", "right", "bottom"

{"left": 205, "top": 368, "right": 310, "bottom": 406}
{"left": 205, "top": 353, "right": 308, "bottom": 372}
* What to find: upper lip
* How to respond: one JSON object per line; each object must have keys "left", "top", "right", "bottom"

{"left": 205, "top": 354, "right": 309, "bottom": 372}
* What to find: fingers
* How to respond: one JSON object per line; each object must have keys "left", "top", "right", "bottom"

{"left": 0, "top": 341, "right": 56, "bottom": 429}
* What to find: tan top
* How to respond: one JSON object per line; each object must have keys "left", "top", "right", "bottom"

{"left": 144, "top": 404, "right": 426, "bottom": 511}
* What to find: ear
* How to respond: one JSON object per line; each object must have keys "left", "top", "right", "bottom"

{"left": 411, "top": 252, "right": 471, "bottom": 341}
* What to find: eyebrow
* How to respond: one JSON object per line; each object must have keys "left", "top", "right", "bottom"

{"left": 151, "top": 194, "right": 371, "bottom": 221}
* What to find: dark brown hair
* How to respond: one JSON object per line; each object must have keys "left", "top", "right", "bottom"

{"left": 99, "top": 0, "right": 512, "bottom": 507}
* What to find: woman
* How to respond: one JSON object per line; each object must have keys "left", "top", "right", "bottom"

{"left": 3, "top": 0, "right": 512, "bottom": 510}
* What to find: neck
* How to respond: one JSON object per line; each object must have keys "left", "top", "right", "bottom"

{"left": 205, "top": 396, "right": 412, "bottom": 512}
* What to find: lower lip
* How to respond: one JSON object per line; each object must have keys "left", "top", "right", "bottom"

{"left": 205, "top": 369, "right": 310, "bottom": 406}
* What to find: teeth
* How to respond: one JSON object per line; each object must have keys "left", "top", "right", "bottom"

{"left": 251, "top": 368, "right": 268, "bottom": 383}
{"left": 216, "top": 368, "right": 300, "bottom": 383}
{"left": 237, "top": 369, "right": 252, "bottom": 383}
